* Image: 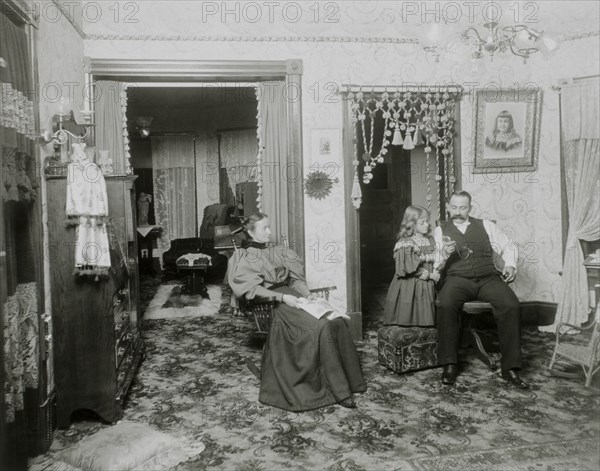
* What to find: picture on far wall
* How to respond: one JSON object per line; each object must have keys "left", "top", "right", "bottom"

{"left": 472, "top": 87, "right": 542, "bottom": 173}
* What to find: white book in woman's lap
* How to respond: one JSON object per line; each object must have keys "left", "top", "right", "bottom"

{"left": 297, "top": 298, "right": 350, "bottom": 321}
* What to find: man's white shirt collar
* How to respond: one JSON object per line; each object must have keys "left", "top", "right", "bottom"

{"left": 452, "top": 219, "right": 471, "bottom": 228}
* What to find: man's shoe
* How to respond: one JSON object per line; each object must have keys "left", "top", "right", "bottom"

{"left": 339, "top": 396, "right": 357, "bottom": 409}
{"left": 501, "top": 369, "right": 529, "bottom": 389}
{"left": 441, "top": 364, "right": 458, "bottom": 385}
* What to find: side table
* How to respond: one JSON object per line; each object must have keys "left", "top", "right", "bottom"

{"left": 176, "top": 254, "right": 211, "bottom": 296}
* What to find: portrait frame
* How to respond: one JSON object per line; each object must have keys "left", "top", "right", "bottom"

{"left": 472, "top": 87, "right": 542, "bottom": 173}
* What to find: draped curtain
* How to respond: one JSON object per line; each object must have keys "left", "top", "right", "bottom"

{"left": 541, "top": 79, "right": 600, "bottom": 332}
{"left": 220, "top": 128, "right": 259, "bottom": 192}
{"left": 95, "top": 81, "right": 126, "bottom": 175}
{"left": 257, "top": 82, "right": 288, "bottom": 243}
{"left": 152, "top": 136, "right": 197, "bottom": 263}
{"left": 1, "top": 10, "right": 40, "bottom": 468}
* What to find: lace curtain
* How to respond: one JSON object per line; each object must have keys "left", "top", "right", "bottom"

{"left": 3, "top": 283, "right": 38, "bottom": 423}
{"left": 1, "top": 10, "right": 36, "bottom": 203}
{"left": 152, "top": 136, "right": 197, "bottom": 263}
{"left": 541, "top": 79, "right": 600, "bottom": 332}
{"left": 347, "top": 88, "right": 460, "bottom": 221}
{"left": 219, "top": 128, "right": 258, "bottom": 195}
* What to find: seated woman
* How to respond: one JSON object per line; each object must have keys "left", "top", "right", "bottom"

{"left": 228, "top": 212, "right": 366, "bottom": 411}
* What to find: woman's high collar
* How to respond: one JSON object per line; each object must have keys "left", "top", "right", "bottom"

{"left": 242, "top": 238, "right": 267, "bottom": 249}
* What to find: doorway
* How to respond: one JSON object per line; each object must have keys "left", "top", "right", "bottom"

{"left": 86, "top": 58, "right": 305, "bottom": 257}
{"left": 126, "top": 84, "right": 259, "bottom": 279}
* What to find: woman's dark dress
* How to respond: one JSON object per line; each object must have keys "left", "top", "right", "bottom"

{"left": 382, "top": 236, "right": 436, "bottom": 326}
{"left": 228, "top": 244, "right": 366, "bottom": 412}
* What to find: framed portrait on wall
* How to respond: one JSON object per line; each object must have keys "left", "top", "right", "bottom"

{"left": 472, "top": 87, "right": 542, "bottom": 173}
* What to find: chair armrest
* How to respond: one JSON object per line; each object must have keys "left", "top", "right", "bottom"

{"left": 309, "top": 286, "right": 337, "bottom": 293}
{"left": 245, "top": 295, "right": 277, "bottom": 305}
{"left": 556, "top": 322, "right": 592, "bottom": 335}
{"left": 309, "top": 286, "right": 337, "bottom": 300}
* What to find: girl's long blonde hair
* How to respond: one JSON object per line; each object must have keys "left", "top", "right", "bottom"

{"left": 397, "top": 205, "right": 430, "bottom": 239}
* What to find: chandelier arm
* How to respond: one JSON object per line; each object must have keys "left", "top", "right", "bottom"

{"left": 508, "top": 42, "right": 532, "bottom": 59}
{"left": 462, "top": 27, "right": 485, "bottom": 45}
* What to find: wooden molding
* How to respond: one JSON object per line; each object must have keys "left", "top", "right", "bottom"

{"left": 1, "top": 0, "right": 39, "bottom": 27}
{"left": 88, "top": 59, "right": 288, "bottom": 82}
{"left": 343, "top": 97, "right": 362, "bottom": 338}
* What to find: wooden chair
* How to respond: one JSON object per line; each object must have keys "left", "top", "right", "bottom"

{"left": 242, "top": 286, "right": 336, "bottom": 334}
{"left": 460, "top": 301, "right": 500, "bottom": 370}
{"left": 548, "top": 303, "right": 600, "bottom": 387}
{"left": 229, "top": 236, "right": 336, "bottom": 334}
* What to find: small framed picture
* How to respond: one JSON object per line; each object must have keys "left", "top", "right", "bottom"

{"left": 319, "top": 137, "right": 331, "bottom": 155}
{"left": 472, "top": 87, "right": 542, "bottom": 173}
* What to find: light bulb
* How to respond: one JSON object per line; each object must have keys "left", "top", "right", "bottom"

{"left": 541, "top": 34, "right": 560, "bottom": 53}
{"left": 57, "top": 97, "right": 69, "bottom": 117}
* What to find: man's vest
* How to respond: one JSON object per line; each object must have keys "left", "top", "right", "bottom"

{"left": 440, "top": 217, "right": 498, "bottom": 279}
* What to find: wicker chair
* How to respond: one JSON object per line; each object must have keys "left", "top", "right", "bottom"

{"left": 229, "top": 237, "right": 336, "bottom": 334}
{"left": 548, "top": 303, "right": 600, "bottom": 387}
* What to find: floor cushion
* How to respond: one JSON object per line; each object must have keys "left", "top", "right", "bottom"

{"left": 54, "top": 421, "right": 205, "bottom": 471}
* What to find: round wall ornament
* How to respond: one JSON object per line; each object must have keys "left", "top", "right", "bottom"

{"left": 304, "top": 170, "right": 334, "bottom": 200}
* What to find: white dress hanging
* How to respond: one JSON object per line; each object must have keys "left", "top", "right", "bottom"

{"left": 65, "top": 143, "right": 111, "bottom": 277}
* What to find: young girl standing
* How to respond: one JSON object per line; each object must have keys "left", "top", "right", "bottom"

{"left": 382, "top": 205, "right": 439, "bottom": 326}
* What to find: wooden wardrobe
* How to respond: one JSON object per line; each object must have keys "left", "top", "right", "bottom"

{"left": 45, "top": 175, "right": 143, "bottom": 427}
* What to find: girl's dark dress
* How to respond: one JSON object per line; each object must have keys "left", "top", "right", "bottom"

{"left": 228, "top": 242, "right": 366, "bottom": 412}
{"left": 382, "top": 236, "right": 436, "bottom": 326}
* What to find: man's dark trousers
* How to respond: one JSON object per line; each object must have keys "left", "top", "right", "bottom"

{"left": 436, "top": 274, "right": 522, "bottom": 371}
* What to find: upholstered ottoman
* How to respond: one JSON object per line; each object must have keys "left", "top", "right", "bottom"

{"left": 378, "top": 326, "right": 440, "bottom": 374}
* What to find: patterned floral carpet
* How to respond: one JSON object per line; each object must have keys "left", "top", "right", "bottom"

{"left": 30, "top": 277, "right": 600, "bottom": 470}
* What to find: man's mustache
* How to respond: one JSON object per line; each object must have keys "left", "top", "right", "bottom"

{"left": 450, "top": 214, "right": 465, "bottom": 220}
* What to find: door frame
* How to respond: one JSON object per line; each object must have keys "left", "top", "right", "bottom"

{"left": 85, "top": 58, "right": 305, "bottom": 258}
{"left": 342, "top": 98, "right": 362, "bottom": 339}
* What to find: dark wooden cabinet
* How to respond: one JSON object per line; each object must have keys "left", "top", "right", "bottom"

{"left": 46, "top": 175, "right": 143, "bottom": 427}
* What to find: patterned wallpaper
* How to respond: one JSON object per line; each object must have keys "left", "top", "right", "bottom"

{"left": 42, "top": 1, "right": 599, "bottom": 310}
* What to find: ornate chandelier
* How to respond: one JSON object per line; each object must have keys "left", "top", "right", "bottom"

{"left": 462, "top": 22, "right": 559, "bottom": 63}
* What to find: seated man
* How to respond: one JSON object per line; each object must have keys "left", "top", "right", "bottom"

{"left": 432, "top": 191, "right": 529, "bottom": 389}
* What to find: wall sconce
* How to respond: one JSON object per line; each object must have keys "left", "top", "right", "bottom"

{"left": 40, "top": 110, "right": 94, "bottom": 145}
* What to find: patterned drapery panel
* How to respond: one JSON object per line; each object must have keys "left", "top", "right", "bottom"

{"left": 3, "top": 282, "right": 39, "bottom": 423}
{"left": 348, "top": 89, "right": 460, "bottom": 220}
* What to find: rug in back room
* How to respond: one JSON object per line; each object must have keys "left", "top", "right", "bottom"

{"left": 143, "top": 284, "right": 222, "bottom": 320}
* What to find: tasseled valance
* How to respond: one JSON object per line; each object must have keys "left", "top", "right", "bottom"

{"left": 346, "top": 86, "right": 462, "bottom": 220}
